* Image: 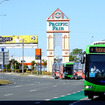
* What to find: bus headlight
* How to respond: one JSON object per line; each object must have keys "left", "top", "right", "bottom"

{"left": 85, "top": 86, "right": 92, "bottom": 89}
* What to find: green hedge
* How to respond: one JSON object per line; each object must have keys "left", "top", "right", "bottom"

{"left": 1, "top": 69, "right": 26, "bottom": 73}
{"left": 42, "top": 71, "right": 52, "bottom": 75}
{"left": 0, "top": 69, "right": 52, "bottom": 75}
{"left": 26, "top": 70, "right": 51, "bottom": 75}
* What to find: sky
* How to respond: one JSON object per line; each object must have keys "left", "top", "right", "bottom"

{"left": 0, "top": 0, "right": 105, "bottom": 58}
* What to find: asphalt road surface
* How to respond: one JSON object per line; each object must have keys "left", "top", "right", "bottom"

{"left": 0, "top": 73, "right": 105, "bottom": 105}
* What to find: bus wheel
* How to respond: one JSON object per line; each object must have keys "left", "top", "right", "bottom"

{"left": 54, "top": 75, "right": 58, "bottom": 79}
{"left": 88, "top": 95, "right": 93, "bottom": 99}
{"left": 65, "top": 76, "right": 67, "bottom": 79}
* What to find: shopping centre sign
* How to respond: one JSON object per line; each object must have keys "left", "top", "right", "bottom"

{"left": 47, "top": 9, "right": 69, "bottom": 32}
{"left": 48, "top": 22, "right": 68, "bottom": 31}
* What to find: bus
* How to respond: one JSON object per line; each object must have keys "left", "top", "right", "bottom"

{"left": 81, "top": 44, "right": 105, "bottom": 99}
{"left": 52, "top": 62, "right": 74, "bottom": 79}
{"left": 73, "top": 62, "right": 85, "bottom": 79}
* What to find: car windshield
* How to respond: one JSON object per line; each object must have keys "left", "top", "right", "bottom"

{"left": 89, "top": 54, "right": 105, "bottom": 78}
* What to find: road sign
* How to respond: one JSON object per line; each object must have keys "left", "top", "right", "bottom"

{"left": 0, "top": 52, "right": 3, "bottom": 64}
{"left": 4, "top": 52, "right": 9, "bottom": 65}
{"left": 0, "top": 51, "right": 9, "bottom": 65}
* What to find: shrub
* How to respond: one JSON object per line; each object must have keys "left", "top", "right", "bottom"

{"left": 26, "top": 71, "right": 31, "bottom": 73}
{"left": 42, "top": 71, "right": 52, "bottom": 75}
{"left": 32, "top": 70, "right": 37, "bottom": 74}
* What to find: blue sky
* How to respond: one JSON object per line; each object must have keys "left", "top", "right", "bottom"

{"left": 0, "top": 0, "right": 105, "bottom": 58}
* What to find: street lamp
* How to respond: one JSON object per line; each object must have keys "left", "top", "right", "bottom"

{"left": 22, "top": 39, "right": 24, "bottom": 74}
{"left": 0, "top": 0, "right": 9, "bottom": 5}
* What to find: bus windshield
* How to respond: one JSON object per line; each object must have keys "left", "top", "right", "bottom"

{"left": 64, "top": 65, "right": 73, "bottom": 75}
{"left": 89, "top": 54, "right": 105, "bottom": 78}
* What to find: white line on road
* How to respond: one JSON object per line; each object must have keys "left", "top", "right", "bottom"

{"left": 15, "top": 85, "right": 22, "bottom": 87}
{"left": 53, "top": 97, "right": 58, "bottom": 98}
{"left": 72, "top": 92, "right": 76, "bottom": 94}
{"left": 45, "top": 99, "right": 50, "bottom": 101}
{"left": 4, "top": 94, "right": 13, "bottom": 97}
{"left": 67, "top": 93, "right": 71, "bottom": 95}
{"left": 53, "top": 85, "right": 57, "bottom": 87}
{"left": 29, "top": 89, "right": 37, "bottom": 92}
{"left": 61, "top": 95, "right": 65, "bottom": 97}
{"left": 15, "top": 84, "right": 34, "bottom": 88}
{"left": 77, "top": 91, "right": 81, "bottom": 92}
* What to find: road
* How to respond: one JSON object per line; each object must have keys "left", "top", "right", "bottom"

{"left": 0, "top": 73, "right": 105, "bottom": 105}
{"left": 0, "top": 73, "right": 84, "bottom": 100}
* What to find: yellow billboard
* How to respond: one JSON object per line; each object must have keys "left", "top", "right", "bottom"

{"left": 0, "top": 35, "right": 38, "bottom": 44}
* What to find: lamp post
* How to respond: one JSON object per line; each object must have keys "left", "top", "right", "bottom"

{"left": 22, "top": 39, "right": 24, "bottom": 74}
{"left": 0, "top": 0, "right": 9, "bottom": 5}
{"left": 0, "top": 0, "right": 9, "bottom": 34}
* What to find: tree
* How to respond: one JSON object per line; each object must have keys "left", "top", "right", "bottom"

{"left": 31, "top": 61, "right": 35, "bottom": 70}
{"left": 42, "top": 59, "right": 47, "bottom": 71}
{"left": 54, "top": 58, "right": 57, "bottom": 63}
{"left": 69, "top": 48, "right": 83, "bottom": 62}
{"left": 6, "top": 59, "right": 20, "bottom": 70}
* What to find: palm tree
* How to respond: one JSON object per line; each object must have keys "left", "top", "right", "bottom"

{"left": 42, "top": 59, "right": 47, "bottom": 71}
{"left": 31, "top": 60, "right": 35, "bottom": 70}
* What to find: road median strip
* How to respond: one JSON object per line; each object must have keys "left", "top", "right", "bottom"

{"left": 0, "top": 79, "right": 12, "bottom": 85}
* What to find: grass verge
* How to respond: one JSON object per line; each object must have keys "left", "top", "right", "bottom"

{"left": 0, "top": 79, "right": 12, "bottom": 85}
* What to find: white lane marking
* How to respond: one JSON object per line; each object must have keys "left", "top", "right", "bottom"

{"left": 45, "top": 99, "right": 50, "bottom": 101}
{"left": 53, "top": 85, "right": 57, "bottom": 87}
{"left": 61, "top": 95, "right": 65, "bottom": 97}
{"left": 52, "top": 90, "right": 84, "bottom": 100}
{"left": 4, "top": 94, "right": 13, "bottom": 97}
{"left": 0, "top": 84, "right": 35, "bottom": 93}
{"left": 15, "top": 84, "right": 34, "bottom": 88}
{"left": 72, "top": 92, "right": 76, "bottom": 94}
{"left": 15, "top": 85, "right": 22, "bottom": 87}
{"left": 77, "top": 91, "right": 81, "bottom": 92}
{"left": 67, "top": 93, "right": 71, "bottom": 95}
{"left": 29, "top": 89, "right": 37, "bottom": 92}
{"left": 53, "top": 97, "right": 58, "bottom": 98}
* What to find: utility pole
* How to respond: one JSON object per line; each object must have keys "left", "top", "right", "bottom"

{"left": 22, "top": 39, "right": 24, "bottom": 74}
